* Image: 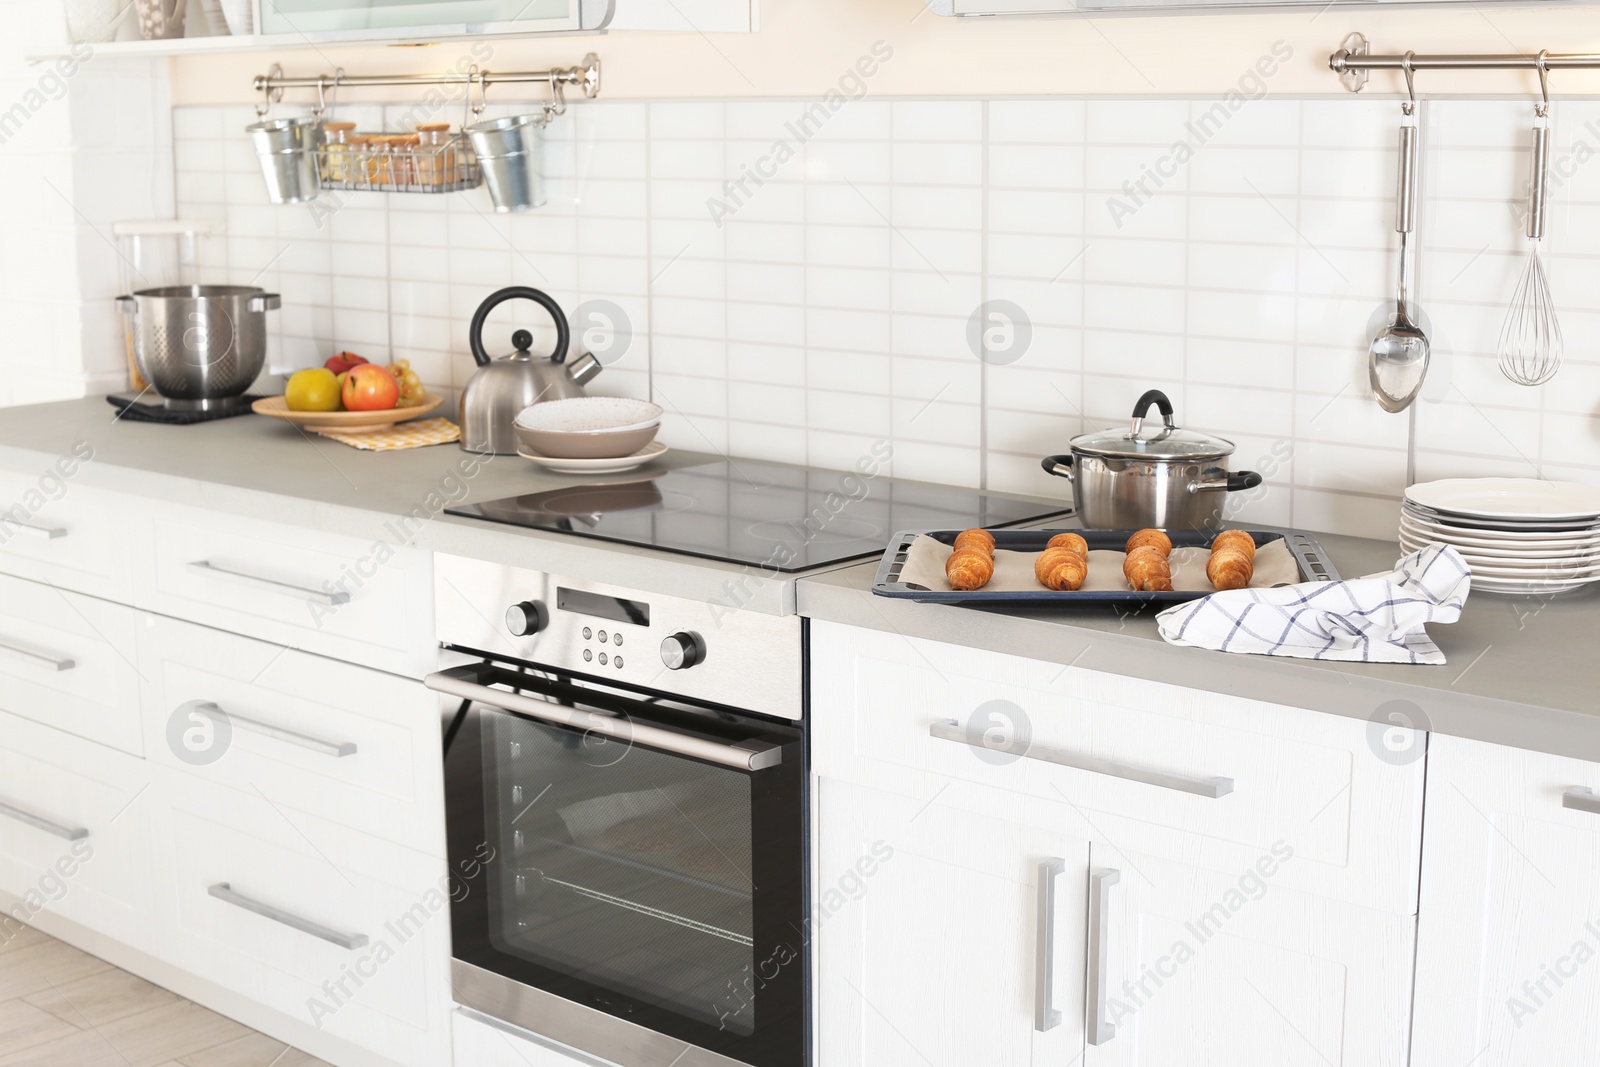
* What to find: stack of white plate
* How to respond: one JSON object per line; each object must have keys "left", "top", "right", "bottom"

{"left": 1400, "top": 478, "right": 1600, "bottom": 595}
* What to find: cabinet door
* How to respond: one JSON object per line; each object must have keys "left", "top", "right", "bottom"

{"left": 816, "top": 777, "right": 1088, "bottom": 1067}
{"left": 1412, "top": 735, "right": 1600, "bottom": 1066}
{"left": 1083, "top": 844, "right": 1415, "bottom": 1067}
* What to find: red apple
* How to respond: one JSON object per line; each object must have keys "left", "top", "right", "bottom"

{"left": 341, "top": 364, "right": 400, "bottom": 411}
{"left": 325, "top": 351, "right": 369, "bottom": 375}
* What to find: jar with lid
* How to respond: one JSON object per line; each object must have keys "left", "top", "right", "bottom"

{"left": 415, "top": 123, "right": 454, "bottom": 188}
{"left": 321, "top": 121, "right": 356, "bottom": 183}
{"left": 346, "top": 134, "right": 376, "bottom": 187}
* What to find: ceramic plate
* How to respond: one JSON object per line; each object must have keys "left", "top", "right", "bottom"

{"left": 516, "top": 440, "right": 669, "bottom": 474}
{"left": 1403, "top": 505, "right": 1600, "bottom": 533}
{"left": 1405, "top": 478, "right": 1600, "bottom": 521}
{"left": 1399, "top": 520, "right": 1600, "bottom": 554}
{"left": 1400, "top": 512, "right": 1600, "bottom": 546}
{"left": 1398, "top": 532, "right": 1600, "bottom": 561}
{"left": 252, "top": 394, "right": 443, "bottom": 434}
{"left": 1470, "top": 573, "right": 1600, "bottom": 595}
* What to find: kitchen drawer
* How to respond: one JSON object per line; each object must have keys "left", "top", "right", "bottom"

{"left": 811, "top": 621, "right": 1426, "bottom": 915}
{"left": 453, "top": 1009, "right": 620, "bottom": 1067}
{"left": 140, "top": 611, "right": 445, "bottom": 855}
{"left": 137, "top": 506, "right": 434, "bottom": 680}
{"left": 0, "top": 713, "right": 153, "bottom": 950}
{"left": 0, "top": 572, "right": 145, "bottom": 756}
{"left": 151, "top": 776, "right": 453, "bottom": 1067}
{"left": 0, "top": 464, "right": 141, "bottom": 599}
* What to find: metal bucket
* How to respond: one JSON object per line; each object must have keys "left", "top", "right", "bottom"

{"left": 465, "top": 115, "right": 546, "bottom": 213}
{"left": 246, "top": 117, "right": 323, "bottom": 204}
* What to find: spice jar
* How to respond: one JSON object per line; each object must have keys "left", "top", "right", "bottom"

{"left": 415, "top": 123, "right": 454, "bottom": 189}
{"left": 391, "top": 134, "right": 421, "bottom": 188}
{"left": 321, "top": 121, "right": 356, "bottom": 183}
{"left": 346, "top": 134, "right": 376, "bottom": 187}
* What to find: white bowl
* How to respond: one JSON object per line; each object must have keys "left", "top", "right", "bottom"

{"left": 514, "top": 396, "right": 663, "bottom": 433}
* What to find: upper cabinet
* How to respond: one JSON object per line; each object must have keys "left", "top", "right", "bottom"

{"left": 930, "top": 0, "right": 1464, "bottom": 12}
{"left": 255, "top": 0, "right": 610, "bottom": 38}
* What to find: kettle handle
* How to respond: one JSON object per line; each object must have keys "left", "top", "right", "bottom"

{"left": 469, "top": 287, "right": 571, "bottom": 368}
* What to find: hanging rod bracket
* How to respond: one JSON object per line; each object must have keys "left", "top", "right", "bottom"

{"left": 1332, "top": 32, "right": 1371, "bottom": 94}
{"left": 253, "top": 53, "right": 602, "bottom": 102}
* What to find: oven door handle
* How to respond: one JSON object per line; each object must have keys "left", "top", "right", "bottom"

{"left": 423, "top": 665, "right": 784, "bottom": 772}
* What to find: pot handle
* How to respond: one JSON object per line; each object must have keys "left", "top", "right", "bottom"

{"left": 1040, "top": 454, "right": 1075, "bottom": 482}
{"left": 468, "top": 286, "right": 571, "bottom": 368}
{"left": 248, "top": 293, "right": 281, "bottom": 313}
{"left": 1130, "top": 389, "right": 1177, "bottom": 435}
{"left": 1188, "top": 471, "right": 1264, "bottom": 494}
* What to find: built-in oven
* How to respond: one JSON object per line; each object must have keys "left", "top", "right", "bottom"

{"left": 428, "top": 555, "right": 808, "bottom": 1067}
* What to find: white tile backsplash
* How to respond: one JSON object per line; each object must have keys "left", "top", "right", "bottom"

{"left": 166, "top": 95, "right": 1600, "bottom": 538}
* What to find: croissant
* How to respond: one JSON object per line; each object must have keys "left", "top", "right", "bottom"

{"left": 1124, "top": 545, "right": 1172, "bottom": 592}
{"left": 1125, "top": 528, "right": 1172, "bottom": 557}
{"left": 1206, "top": 549, "right": 1253, "bottom": 591}
{"left": 954, "top": 528, "right": 996, "bottom": 556}
{"left": 1036, "top": 548, "right": 1087, "bottom": 591}
{"left": 1211, "top": 529, "right": 1256, "bottom": 562}
{"left": 946, "top": 547, "right": 995, "bottom": 591}
{"left": 1046, "top": 532, "right": 1089, "bottom": 559}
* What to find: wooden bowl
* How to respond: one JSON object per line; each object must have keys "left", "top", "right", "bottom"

{"left": 251, "top": 394, "right": 444, "bottom": 434}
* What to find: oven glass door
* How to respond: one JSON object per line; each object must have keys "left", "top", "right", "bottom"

{"left": 442, "top": 664, "right": 805, "bottom": 1067}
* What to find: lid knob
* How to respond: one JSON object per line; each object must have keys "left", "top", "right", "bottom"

{"left": 512, "top": 329, "right": 532, "bottom": 354}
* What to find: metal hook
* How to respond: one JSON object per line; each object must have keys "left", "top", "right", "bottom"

{"left": 1535, "top": 49, "right": 1551, "bottom": 117}
{"left": 256, "top": 63, "right": 284, "bottom": 118}
{"left": 313, "top": 76, "right": 328, "bottom": 118}
{"left": 1400, "top": 51, "right": 1417, "bottom": 116}
{"left": 471, "top": 68, "right": 488, "bottom": 118}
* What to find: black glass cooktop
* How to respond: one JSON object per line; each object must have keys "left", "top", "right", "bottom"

{"left": 447, "top": 458, "right": 1071, "bottom": 572}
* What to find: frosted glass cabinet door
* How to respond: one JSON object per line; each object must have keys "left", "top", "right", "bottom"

{"left": 1412, "top": 735, "right": 1600, "bottom": 1066}
{"left": 816, "top": 778, "right": 1089, "bottom": 1067}
{"left": 259, "top": 0, "right": 589, "bottom": 37}
{"left": 1082, "top": 846, "right": 1416, "bottom": 1067}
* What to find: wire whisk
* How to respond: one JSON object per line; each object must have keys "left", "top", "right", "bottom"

{"left": 1499, "top": 57, "right": 1563, "bottom": 387}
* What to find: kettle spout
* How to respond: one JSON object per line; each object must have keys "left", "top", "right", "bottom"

{"left": 566, "top": 351, "right": 603, "bottom": 387}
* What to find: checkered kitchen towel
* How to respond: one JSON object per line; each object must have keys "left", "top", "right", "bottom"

{"left": 315, "top": 417, "right": 461, "bottom": 451}
{"left": 1156, "top": 543, "right": 1471, "bottom": 664}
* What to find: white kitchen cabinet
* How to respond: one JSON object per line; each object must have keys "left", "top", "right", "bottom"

{"left": 1411, "top": 735, "right": 1600, "bottom": 1066}
{"left": 816, "top": 777, "right": 1088, "bottom": 1067}
{"left": 1085, "top": 845, "right": 1415, "bottom": 1067}
{"left": 810, "top": 621, "right": 1426, "bottom": 915}
{"left": 139, "top": 610, "right": 446, "bottom": 856}
{"left": 0, "top": 572, "right": 146, "bottom": 756}
{"left": 0, "top": 468, "right": 143, "bottom": 601}
{"left": 147, "top": 772, "right": 454, "bottom": 1067}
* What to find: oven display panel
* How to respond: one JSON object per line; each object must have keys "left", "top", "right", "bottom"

{"left": 557, "top": 587, "right": 650, "bottom": 627}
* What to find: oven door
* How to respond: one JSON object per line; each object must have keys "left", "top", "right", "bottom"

{"left": 429, "top": 661, "right": 806, "bottom": 1067}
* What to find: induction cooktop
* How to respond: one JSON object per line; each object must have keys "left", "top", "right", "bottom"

{"left": 446, "top": 458, "right": 1072, "bottom": 572}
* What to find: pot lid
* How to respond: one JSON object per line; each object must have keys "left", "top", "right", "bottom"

{"left": 1069, "top": 389, "right": 1235, "bottom": 460}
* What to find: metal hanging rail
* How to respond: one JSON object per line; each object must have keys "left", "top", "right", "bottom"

{"left": 1330, "top": 32, "right": 1600, "bottom": 96}
{"left": 253, "top": 53, "right": 601, "bottom": 100}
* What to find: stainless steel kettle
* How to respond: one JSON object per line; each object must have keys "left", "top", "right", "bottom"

{"left": 459, "top": 286, "right": 601, "bottom": 455}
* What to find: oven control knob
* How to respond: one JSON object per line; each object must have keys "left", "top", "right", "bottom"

{"left": 505, "top": 601, "right": 548, "bottom": 637}
{"left": 660, "top": 632, "right": 705, "bottom": 670}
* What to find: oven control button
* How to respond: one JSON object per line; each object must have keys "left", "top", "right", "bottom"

{"left": 660, "top": 632, "right": 705, "bottom": 670}
{"left": 505, "top": 601, "right": 548, "bottom": 637}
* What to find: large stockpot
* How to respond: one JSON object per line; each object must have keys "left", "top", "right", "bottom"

{"left": 1041, "top": 389, "right": 1262, "bottom": 531}
{"left": 117, "top": 285, "right": 280, "bottom": 410}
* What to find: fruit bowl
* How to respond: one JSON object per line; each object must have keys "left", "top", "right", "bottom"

{"left": 252, "top": 394, "right": 444, "bottom": 434}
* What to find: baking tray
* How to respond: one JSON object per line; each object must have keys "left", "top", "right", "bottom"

{"left": 871, "top": 528, "right": 1342, "bottom": 604}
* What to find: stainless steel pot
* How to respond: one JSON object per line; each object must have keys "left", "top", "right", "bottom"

{"left": 1041, "top": 389, "right": 1262, "bottom": 531}
{"left": 117, "top": 285, "right": 280, "bottom": 410}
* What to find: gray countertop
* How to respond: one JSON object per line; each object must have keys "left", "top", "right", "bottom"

{"left": 4, "top": 398, "right": 1597, "bottom": 762}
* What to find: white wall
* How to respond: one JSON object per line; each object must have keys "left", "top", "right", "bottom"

{"left": 0, "top": 1, "right": 171, "bottom": 406}
{"left": 173, "top": 91, "right": 1600, "bottom": 539}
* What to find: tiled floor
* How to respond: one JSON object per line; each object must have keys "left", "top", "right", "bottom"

{"left": 0, "top": 923, "right": 330, "bottom": 1067}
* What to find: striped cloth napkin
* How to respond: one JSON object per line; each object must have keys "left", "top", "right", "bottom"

{"left": 1155, "top": 543, "right": 1471, "bottom": 664}
{"left": 315, "top": 417, "right": 461, "bottom": 451}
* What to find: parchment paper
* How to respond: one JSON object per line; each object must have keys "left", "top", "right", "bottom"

{"left": 901, "top": 535, "right": 1302, "bottom": 594}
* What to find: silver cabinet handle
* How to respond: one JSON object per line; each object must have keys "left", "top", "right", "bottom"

{"left": 1087, "top": 867, "right": 1120, "bottom": 1047}
{"left": 187, "top": 560, "right": 350, "bottom": 606}
{"left": 930, "top": 719, "right": 1233, "bottom": 799}
{"left": 1563, "top": 787, "right": 1600, "bottom": 815}
{"left": 195, "top": 702, "right": 356, "bottom": 758}
{"left": 1035, "top": 857, "right": 1065, "bottom": 1032}
{"left": 208, "top": 883, "right": 368, "bottom": 950}
{"left": 425, "top": 665, "right": 783, "bottom": 772}
{"left": 0, "top": 636, "right": 74, "bottom": 672}
{"left": 4, "top": 517, "right": 66, "bottom": 539}
{"left": 0, "top": 797, "right": 88, "bottom": 840}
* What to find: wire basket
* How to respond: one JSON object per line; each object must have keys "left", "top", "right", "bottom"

{"left": 315, "top": 131, "right": 482, "bottom": 194}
